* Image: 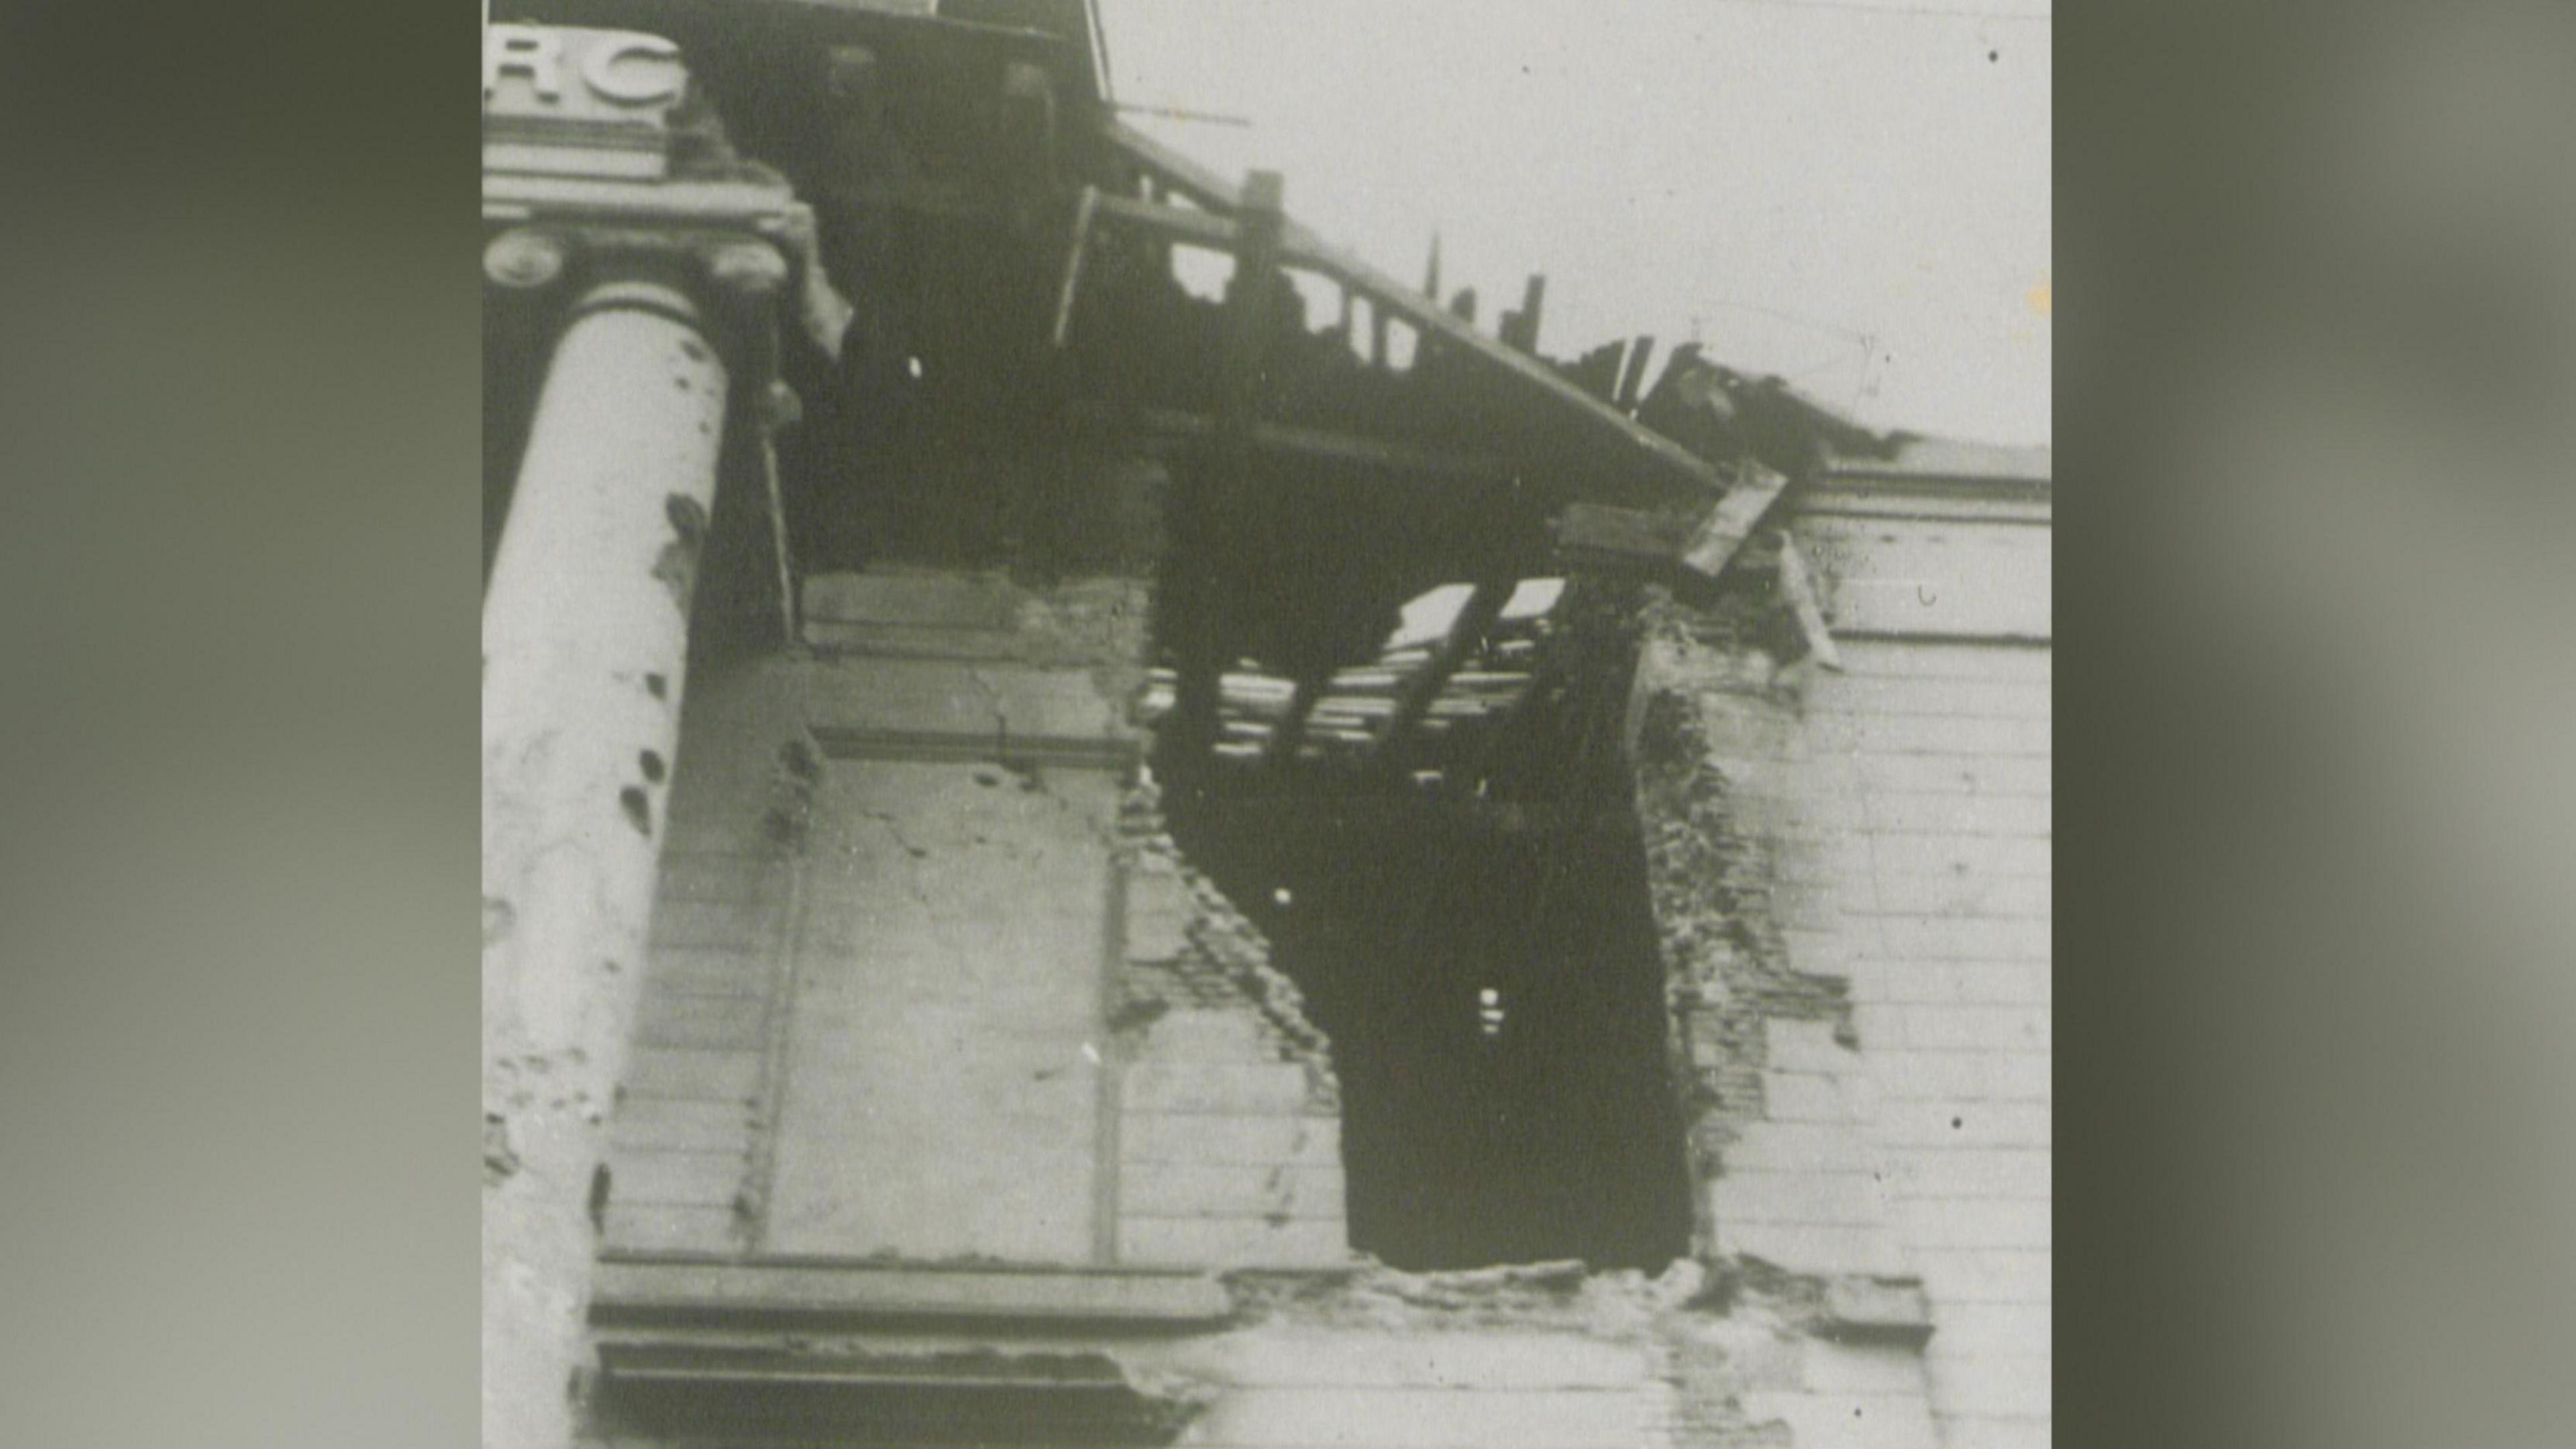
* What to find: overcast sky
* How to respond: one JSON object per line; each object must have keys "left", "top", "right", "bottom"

{"left": 1094, "top": 0, "right": 2051, "bottom": 445}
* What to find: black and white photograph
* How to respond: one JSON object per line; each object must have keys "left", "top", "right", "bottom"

{"left": 478, "top": 4, "right": 2048, "bottom": 1446}
{"left": 15, "top": 2, "right": 2576, "bottom": 1447}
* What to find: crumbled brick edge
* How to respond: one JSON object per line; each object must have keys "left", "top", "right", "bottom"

{"left": 1631, "top": 589, "right": 1857, "bottom": 1242}
{"left": 1112, "top": 775, "right": 1340, "bottom": 1112}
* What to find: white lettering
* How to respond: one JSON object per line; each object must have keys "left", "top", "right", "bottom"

{"left": 484, "top": 28, "right": 563, "bottom": 103}
{"left": 580, "top": 36, "right": 685, "bottom": 107}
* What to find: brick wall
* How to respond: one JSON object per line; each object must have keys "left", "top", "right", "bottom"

{"left": 598, "top": 572, "right": 1352, "bottom": 1273}
{"left": 598, "top": 659, "right": 808, "bottom": 1254}
{"left": 588, "top": 489, "right": 2047, "bottom": 1447}
{"left": 573, "top": 1259, "right": 1843, "bottom": 1449}
{"left": 1803, "top": 641, "right": 2050, "bottom": 1448}
{"left": 1113, "top": 782, "right": 1350, "bottom": 1269}
{"left": 1640, "top": 484, "right": 2051, "bottom": 1449}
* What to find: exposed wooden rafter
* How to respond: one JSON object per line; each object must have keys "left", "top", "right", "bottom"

{"left": 1075, "top": 122, "right": 1800, "bottom": 588}
{"left": 1087, "top": 129, "right": 1727, "bottom": 503}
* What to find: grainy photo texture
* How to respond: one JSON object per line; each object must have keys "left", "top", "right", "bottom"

{"left": 479, "top": 5, "right": 2051, "bottom": 1446}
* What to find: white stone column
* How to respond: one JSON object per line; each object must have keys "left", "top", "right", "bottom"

{"left": 480, "top": 273, "right": 728, "bottom": 1449}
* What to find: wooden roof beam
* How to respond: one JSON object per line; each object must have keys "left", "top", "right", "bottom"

{"left": 1088, "top": 131, "right": 1725, "bottom": 505}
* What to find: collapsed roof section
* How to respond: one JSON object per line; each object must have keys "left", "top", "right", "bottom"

{"left": 484, "top": 0, "right": 2014, "bottom": 794}
{"left": 494, "top": 0, "right": 1815, "bottom": 588}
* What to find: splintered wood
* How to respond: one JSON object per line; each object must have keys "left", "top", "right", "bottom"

{"left": 1137, "top": 579, "right": 1567, "bottom": 774}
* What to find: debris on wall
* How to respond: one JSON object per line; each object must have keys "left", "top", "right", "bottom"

{"left": 759, "top": 732, "right": 824, "bottom": 853}
{"left": 1633, "top": 584, "right": 1859, "bottom": 1208}
{"left": 1114, "top": 770, "right": 1337, "bottom": 1110}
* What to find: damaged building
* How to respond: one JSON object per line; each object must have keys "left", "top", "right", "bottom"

{"left": 480, "top": 5, "right": 2051, "bottom": 1448}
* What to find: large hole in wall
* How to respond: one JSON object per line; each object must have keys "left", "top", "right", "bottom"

{"left": 1170, "top": 788, "right": 1695, "bottom": 1273}
{"left": 1146, "top": 437, "right": 1697, "bottom": 1271}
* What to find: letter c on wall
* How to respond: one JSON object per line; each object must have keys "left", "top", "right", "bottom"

{"left": 582, "top": 36, "right": 685, "bottom": 106}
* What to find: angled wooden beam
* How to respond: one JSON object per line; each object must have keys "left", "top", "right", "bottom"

{"left": 1049, "top": 184, "right": 1103, "bottom": 349}
{"left": 1552, "top": 461, "right": 1794, "bottom": 588}
{"left": 1089, "top": 188, "right": 1234, "bottom": 246}
{"left": 1094, "top": 125, "right": 1723, "bottom": 505}
{"left": 1553, "top": 502, "right": 1693, "bottom": 567}
{"left": 1301, "top": 254, "right": 1709, "bottom": 492}
{"left": 1375, "top": 577, "right": 1515, "bottom": 769}
{"left": 1102, "top": 117, "right": 1248, "bottom": 214}
{"left": 1262, "top": 675, "right": 1327, "bottom": 767}
{"left": 1501, "top": 272, "right": 1546, "bottom": 353}
{"left": 1169, "top": 170, "right": 1286, "bottom": 765}
{"left": 1678, "top": 458, "right": 1792, "bottom": 580}
{"left": 1218, "top": 173, "right": 1287, "bottom": 424}
{"left": 1115, "top": 407, "right": 1517, "bottom": 483}
{"left": 1615, "top": 335, "right": 1657, "bottom": 414}
{"left": 1094, "top": 129, "right": 1789, "bottom": 588}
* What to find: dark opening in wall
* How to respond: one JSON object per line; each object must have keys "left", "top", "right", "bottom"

{"left": 1145, "top": 448, "right": 1696, "bottom": 1272}
{"left": 1171, "top": 792, "right": 1695, "bottom": 1273}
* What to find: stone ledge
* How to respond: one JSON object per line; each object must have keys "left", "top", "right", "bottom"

{"left": 1820, "top": 1276, "right": 1936, "bottom": 1348}
{"left": 590, "top": 1256, "right": 1236, "bottom": 1332}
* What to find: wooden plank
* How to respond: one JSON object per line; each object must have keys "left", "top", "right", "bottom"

{"left": 753, "top": 354, "right": 800, "bottom": 647}
{"left": 1097, "top": 117, "right": 1243, "bottom": 213}
{"left": 1049, "top": 184, "right": 1102, "bottom": 349}
{"left": 1171, "top": 172, "right": 1285, "bottom": 765}
{"left": 588, "top": 1258, "right": 1236, "bottom": 1329}
{"left": 1501, "top": 272, "right": 1546, "bottom": 353}
{"left": 1564, "top": 339, "right": 1627, "bottom": 402}
{"left": 1089, "top": 134, "right": 1723, "bottom": 505}
{"left": 1217, "top": 173, "right": 1286, "bottom": 429}
{"left": 1677, "top": 458, "right": 1792, "bottom": 580}
{"left": 1287, "top": 233, "right": 1713, "bottom": 502}
{"left": 1615, "top": 335, "right": 1657, "bottom": 413}
{"left": 1375, "top": 577, "right": 1513, "bottom": 767}
{"left": 1087, "top": 188, "right": 1232, "bottom": 246}
{"left": 1262, "top": 674, "right": 1326, "bottom": 767}
{"left": 1552, "top": 501, "right": 1695, "bottom": 565}
{"left": 1115, "top": 407, "right": 1515, "bottom": 483}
